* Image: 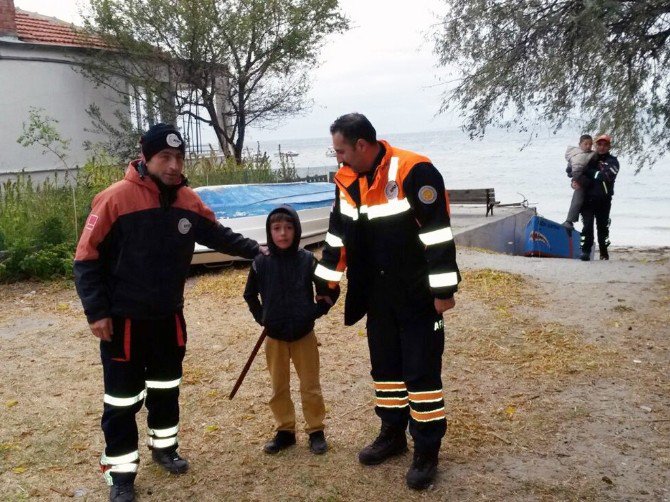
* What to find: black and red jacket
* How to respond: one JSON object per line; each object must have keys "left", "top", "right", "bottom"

{"left": 74, "top": 161, "right": 259, "bottom": 323}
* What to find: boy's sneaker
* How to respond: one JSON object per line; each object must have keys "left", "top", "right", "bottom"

{"left": 151, "top": 447, "right": 189, "bottom": 474}
{"left": 263, "top": 431, "right": 296, "bottom": 454}
{"left": 358, "top": 423, "right": 408, "bottom": 465}
{"left": 580, "top": 252, "right": 591, "bottom": 261}
{"left": 561, "top": 221, "right": 574, "bottom": 230}
{"left": 308, "top": 430, "right": 328, "bottom": 455}
{"left": 600, "top": 251, "right": 609, "bottom": 260}
{"left": 109, "top": 473, "right": 135, "bottom": 502}
{"left": 406, "top": 451, "right": 438, "bottom": 490}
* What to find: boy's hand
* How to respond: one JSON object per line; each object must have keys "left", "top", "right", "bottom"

{"left": 259, "top": 245, "right": 270, "bottom": 255}
{"left": 571, "top": 180, "right": 580, "bottom": 190}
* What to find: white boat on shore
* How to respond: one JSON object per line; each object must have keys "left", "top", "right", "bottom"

{"left": 192, "top": 182, "right": 334, "bottom": 265}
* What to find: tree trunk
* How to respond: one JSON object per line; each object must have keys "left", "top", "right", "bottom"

{"left": 234, "top": 122, "right": 245, "bottom": 164}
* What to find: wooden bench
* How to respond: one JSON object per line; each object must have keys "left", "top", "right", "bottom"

{"left": 447, "top": 188, "right": 499, "bottom": 216}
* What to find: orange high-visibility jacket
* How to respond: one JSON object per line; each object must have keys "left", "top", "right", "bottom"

{"left": 315, "top": 141, "right": 460, "bottom": 325}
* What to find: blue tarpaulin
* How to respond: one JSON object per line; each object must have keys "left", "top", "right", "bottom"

{"left": 195, "top": 182, "right": 335, "bottom": 219}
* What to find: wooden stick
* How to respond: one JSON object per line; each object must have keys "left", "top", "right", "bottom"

{"left": 229, "top": 329, "right": 267, "bottom": 400}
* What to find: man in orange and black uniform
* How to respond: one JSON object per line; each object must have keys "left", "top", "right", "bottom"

{"left": 315, "top": 113, "right": 460, "bottom": 490}
{"left": 74, "top": 123, "right": 263, "bottom": 502}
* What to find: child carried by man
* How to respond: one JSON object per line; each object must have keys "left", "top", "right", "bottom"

{"left": 243, "top": 205, "right": 336, "bottom": 455}
{"left": 562, "top": 134, "right": 595, "bottom": 230}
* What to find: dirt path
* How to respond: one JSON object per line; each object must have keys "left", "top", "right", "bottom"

{"left": 0, "top": 247, "right": 668, "bottom": 501}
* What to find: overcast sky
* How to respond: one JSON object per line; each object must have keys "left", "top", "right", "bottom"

{"left": 15, "top": 0, "right": 458, "bottom": 141}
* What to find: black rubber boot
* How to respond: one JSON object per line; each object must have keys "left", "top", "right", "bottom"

{"left": 406, "top": 450, "right": 439, "bottom": 490}
{"left": 263, "top": 430, "right": 296, "bottom": 454}
{"left": 151, "top": 447, "right": 189, "bottom": 474}
{"left": 109, "top": 473, "right": 135, "bottom": 502}
{"left": 358, "top": 424, "right": 408, "bottom": 465}
{"left": 308, "top": 430, "right": 328, "bottom": 455}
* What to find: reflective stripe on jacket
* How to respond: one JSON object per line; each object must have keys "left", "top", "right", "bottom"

{"left": 315, "top": 140, "right": 460, "bottom": 326}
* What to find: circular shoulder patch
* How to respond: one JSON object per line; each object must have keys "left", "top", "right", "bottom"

{"left": 418, "top": 185, "right": 438, "bottom": 204}
{"left": 166, "top": 133, "right": 182, "bottom": 148}
{"left": 385, "top": 180, "right": 399, "bottom": 199}
{"left": 178, "top": 217, "right": 192, "bottom": 234}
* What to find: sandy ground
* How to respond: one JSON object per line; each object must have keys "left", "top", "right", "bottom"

{"left": 0, "top": 246, "right": 668, "bottom": 501}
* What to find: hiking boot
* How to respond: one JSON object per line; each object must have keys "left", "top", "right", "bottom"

{"left": 109, "top": 473, "right": 135, "bottom": 502}
{"left": 151, "top": 447, "right": 189, "bottom": 474}
{"left": 561, "top": 221, "right": 574, "bottom": 230}
{"left": 358, "top": 424, "right": 408, "bottom": 465}
{"left": 308, "top": 430, "right": 328, "bottom": 455}
{"left": 263, "top": 431, "right": 296, "bottom": 454}
{"left": 580, "top": 251, "right": 591, "bottom": 261}
{"left": 406, "top": 451, "right": 439, "bottom": 490}
{"left": 600, "top": 250, "right": 609, "bottom": 260}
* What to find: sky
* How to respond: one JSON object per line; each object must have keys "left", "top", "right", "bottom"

{"left": 14, "top": 0, "right": 458, "bottom": 142}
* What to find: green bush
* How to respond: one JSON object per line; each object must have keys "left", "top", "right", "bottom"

{"left": 35, "top": 216, "right": 68, "bottom": 246}
{"left": 0, "top": 148, "right": 304, "bottom": 283}
{"left": 185, "top": 146, "right": 278, "bottom": 186}
{"left": 0, "top": 243, "right": 73, "bottom": 282}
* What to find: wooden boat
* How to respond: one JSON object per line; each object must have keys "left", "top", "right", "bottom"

{"left": 192, "top": 182, "right": 334, "bottom": 265}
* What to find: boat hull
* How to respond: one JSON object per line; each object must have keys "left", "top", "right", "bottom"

{"left": 522, "top": 215, "right": 592, "bottom": 259}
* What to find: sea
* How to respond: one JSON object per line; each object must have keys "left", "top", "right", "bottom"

{"left": 251, "top": 127, "right": 670, "bottom": 247}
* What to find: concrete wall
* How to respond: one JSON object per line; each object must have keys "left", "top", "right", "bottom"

{"left": 0, "top": 40, "right": 128, "bottom": 181}
{"left": 454, "top": 207, "right": 537, "bottom": 255}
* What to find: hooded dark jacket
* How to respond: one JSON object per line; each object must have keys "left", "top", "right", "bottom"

{"left": 243, "top": 205, "right": 331, "bottom": 342}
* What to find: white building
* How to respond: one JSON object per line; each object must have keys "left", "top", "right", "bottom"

{"left": 0, "top": 0, "right": 134, "bottom": 181}
{"left": 0, "top": 0, "right": 218, "bottom": 182}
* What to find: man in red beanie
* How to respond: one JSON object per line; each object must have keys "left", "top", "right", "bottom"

{"left": 579, "top": 134, "right": 619, "bottom": 260}
{"left": 74, "top": 123, "right": 264, "bottom": 501}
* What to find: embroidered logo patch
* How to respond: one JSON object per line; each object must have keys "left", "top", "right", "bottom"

{"left": 166, "top": 133, "right": 182, "bottom": 148}
{"left": 85, "top": 214, "right": 99, "bottom": 232}
{"left": 418, "top": 185, "right": 438, "bottom": 204}
{"left": 385, "top": 180, "right": 399, "bottom": 199}
{"left": 434, "top": 319, "right": 444, "bottom": 331}
{"left": 178, "top": 218, "right": 192, "bottom": 235}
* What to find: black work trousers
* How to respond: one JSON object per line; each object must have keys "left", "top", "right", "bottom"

{"left": 366, "top": 272, "right": 446, "bottom": 455}
{"left": 99, "top": 313, "right": 186, "bottom": 484}
{"left": 581, "top": 198, "right": 612, "bottom": 254}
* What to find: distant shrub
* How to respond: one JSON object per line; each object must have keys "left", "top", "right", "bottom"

{"left": 0, "top": 146, "right": 307, "bottom": 283}
{"left": 35, "top": 216, "right": 68, "bottom": 247}
{"left": 0, "top": 243, "right": 73, "bottom": 282}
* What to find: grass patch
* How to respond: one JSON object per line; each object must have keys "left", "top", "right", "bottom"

{"left": 189, "top": 266, "right": 249, "bottom": 298}
{"left": 460, "top": 269, "right": 541, "bottom": 311}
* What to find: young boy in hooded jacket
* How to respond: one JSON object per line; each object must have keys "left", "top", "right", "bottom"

{"left": 243, "top": 204, "right": 335, "bottom": 454}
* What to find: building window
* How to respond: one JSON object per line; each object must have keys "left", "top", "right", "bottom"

{"left": 129, "top": 85, "right": 160, "bottom": 130}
